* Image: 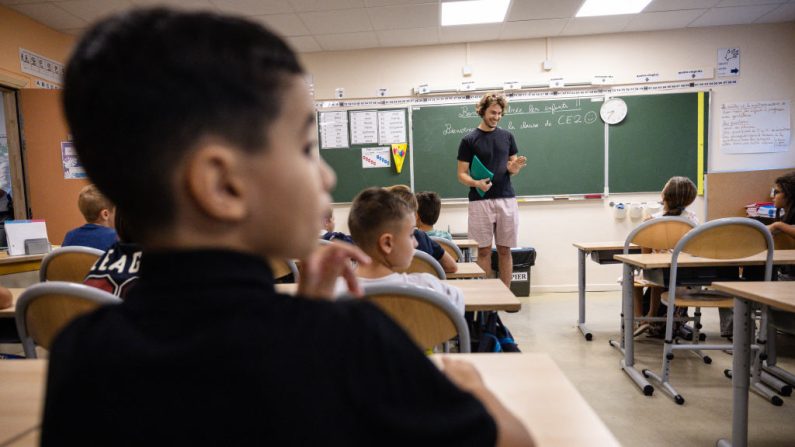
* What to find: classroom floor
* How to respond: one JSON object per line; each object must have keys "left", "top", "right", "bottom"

{"left": 501, "top": 290, "right": 795, "bottom": 447}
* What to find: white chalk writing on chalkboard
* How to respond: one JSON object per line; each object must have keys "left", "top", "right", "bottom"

{"left": 720, "top": 101, "right": 790, "bottom": 154}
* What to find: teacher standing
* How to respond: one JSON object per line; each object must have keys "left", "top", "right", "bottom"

{"left": 457, "top": 93, "right": 527, "bottom": 287}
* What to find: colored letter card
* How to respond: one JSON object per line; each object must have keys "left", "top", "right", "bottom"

{"left": 361, "top": 147, "right": 391, "bottom": 169}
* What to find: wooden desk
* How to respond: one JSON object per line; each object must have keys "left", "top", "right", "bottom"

{"left": 452, "top": 238, "right": 479, "bottom": 262}
{"left": 0, "top": 252, "right": 47, "bottom": 276}
{"left": 446, "top": 261, "right": 485, "bottom": 279}
{"left": 0, "top": 288, "right": 24, "bottom": 318}
{"left": 571, "top": 241, "right": 639, "bottom": 341}
{"left": 612, "top": 250, "right": 795, "bottom": 396}
{"left": 275, "top": 278, "right": 521, "bottom": 312}
{"left": 430, "top": 353, "right": 620, "bottom": 447}
{"left": 0, "top": 359, "right": 46, "bottom": 446}
{"left": 711, "top": 282, "right": 795, "bottom": 447}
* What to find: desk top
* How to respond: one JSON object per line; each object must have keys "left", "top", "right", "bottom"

{"left": 572, "top": 241, "right": 636, "bottom": 251}
{"left": 0, "top": 288, "right": 24, "bottom": 318}
{"left": 0, "top": 360, "right": 47, "bottom": 445}
{"left": 452, "top": 238, "right": 479, "bottom": 249}
{"left": 447, "top": 262, "right": 486, "bottom": 279}
{"left": 0, "top": 252, "right": 48, "bottom": 265}
{"left": 614, "top": 249, "right": 795, "bottom": 269}
{"left": 711, "top": 282, "right": 795, "bottom": 313}
{"left": 0, "top": 355, "right": 616, "bottom": 447}
{"left": 431, "top": 353, "right": 620, "bottom": 447}
{"left": 276, "top": 278, "right": 520, "bottom": 312}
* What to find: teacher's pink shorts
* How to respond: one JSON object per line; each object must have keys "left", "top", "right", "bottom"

{"left": 468, "top": 198, "right": 519, "bottom": 248}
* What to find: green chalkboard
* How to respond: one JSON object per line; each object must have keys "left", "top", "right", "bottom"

{"left": 609, "top": 92, "right": 708, "bottom": 193}
{"left": 319, "top": 108, "right": 410, "bottom": 202}
{"left": 411, "top": 97, "right": 605, "bottom": 199}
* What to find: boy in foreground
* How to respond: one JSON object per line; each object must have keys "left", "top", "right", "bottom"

{"left": 42, "top": 8, "right": 532, "bottom": 446}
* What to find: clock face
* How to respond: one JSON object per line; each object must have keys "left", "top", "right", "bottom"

{"left": 600, "top": 98, "right": 628, "bottom": 125}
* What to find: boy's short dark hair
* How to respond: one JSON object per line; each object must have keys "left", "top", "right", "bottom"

{"left": 77, "top": 184, "right": 113, "bottom": 223}
{"left": 63, "top": 8, "right": 302, "bottom": 242}
{"left": 385, "top": 184, "right": 418, "bottom": 211}
{"left": 349, "top": 187, "right": 412, "bottom": 249}
{"left": 416, "top": 191, "right": 442, "bottom": 226}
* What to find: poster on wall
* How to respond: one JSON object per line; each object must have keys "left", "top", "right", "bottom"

{"left": 19, "top": 48, "right": 64, "bottom": 84}
{"left": 61, "top": 141, "right": 86, "bottom": 179}
{"left": 717, "top": 47, "right": 740, "bottom": 77}
{"left": 361, "top": 147, "right": 391, "bottom": 169}
{"left": 720, "top": 100, "right": 791, "bottom": 154}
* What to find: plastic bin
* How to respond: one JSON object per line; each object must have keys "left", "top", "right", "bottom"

{"left": 491, "top": 247, "right": 536, "bottom": 297}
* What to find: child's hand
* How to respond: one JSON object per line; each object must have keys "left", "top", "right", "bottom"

{"left": 297, "top": 242, "right": 371, "bottom": 300}
{"left": 768, "top": 222, "right": 782, "bottom": 233}
{"left": 440, "top": 357, "right": 486, "bottom": 394}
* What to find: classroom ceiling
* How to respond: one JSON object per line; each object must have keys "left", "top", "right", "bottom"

{"left": 4, "top": 0, "right": 795, "bottom": 52}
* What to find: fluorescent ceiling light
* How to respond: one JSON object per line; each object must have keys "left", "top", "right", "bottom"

{"left": 441, "top": 0, "right": 510, "bottom": 26}
{"left": 576, "top": 0, "right": 652, "bottom": 17}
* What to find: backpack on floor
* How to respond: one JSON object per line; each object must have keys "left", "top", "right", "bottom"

{"left": 466, "top": 311, "right": 520, "bottom": 353}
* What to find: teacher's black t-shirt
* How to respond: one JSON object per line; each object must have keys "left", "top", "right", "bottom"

{"left": 457, "top": 127, "right": 518, "bottom": 201}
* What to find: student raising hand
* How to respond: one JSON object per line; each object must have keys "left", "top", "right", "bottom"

{"left": 298, "top": 241, "right": 370, "bottom": 300}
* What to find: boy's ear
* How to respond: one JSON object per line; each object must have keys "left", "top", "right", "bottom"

{"left": 377, "top": 232, "right": 393, "bottom": 255}
{"left": 184, "top": 144, "right": 247, "bottom": 222}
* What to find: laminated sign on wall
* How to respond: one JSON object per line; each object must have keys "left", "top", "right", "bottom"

{"left": 361, "top": 147, "right": 391, "bottom": 169}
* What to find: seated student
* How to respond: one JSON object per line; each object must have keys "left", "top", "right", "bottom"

{"left": 42, "top": 9, "right": 532, "bottom": 446}
{"left": 83, "top": 209, "right": 142, "bottom": 299}
{"left": 416, "top": 190, "right": 453, "bottom": 240}
{"left": 62, "top": 184, "right": 117, "bottom": 251}
{"left": 385, "top": 185, "right": 458, "bottom": 274}
{"left": 320, "top": 208, "right": 353, "bottom": 244}
{"left": 343, "top": 187, "right": 464, "bottom": 314}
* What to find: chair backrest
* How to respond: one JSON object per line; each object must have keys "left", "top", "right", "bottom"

{"left": 351, "top": 283, "right": 470, "bottom": 352}
{"left": 394, "top": 250, "right": 446, "bottom": 279}
{"left": 430, "top": 236, "right": 463, "bottom": 262}
{"left": 774, "top": 232, "right": 795, "bottom": 250}
{"left": 670, "top": 217, "right": 774, "bottom": 291}
{"left": 268, "top": 258, "right": 300, "bottom": 282}
{"left": 15, "top": 281, "right": 122, "bottom": 358}
{"left": 39, "top": 246, "right": 105, "bottom": 282}
{"left": 623, "top": 216, "right": 696, "bottom": 253}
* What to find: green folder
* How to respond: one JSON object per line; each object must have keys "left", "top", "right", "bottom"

{"left": 470, "top": 155, "right": 494, "bottom": 197}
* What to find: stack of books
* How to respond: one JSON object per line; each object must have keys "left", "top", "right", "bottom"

{"left": 745, "top": 202, "right": 775, "bottom": 218}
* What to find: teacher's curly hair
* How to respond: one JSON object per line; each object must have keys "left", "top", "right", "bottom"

{"left": 476, "top": 93, "right": 507, "bottom": 117}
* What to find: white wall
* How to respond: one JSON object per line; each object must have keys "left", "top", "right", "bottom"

{"left": 303, "top": 22, "right": 795, "bottom": 292}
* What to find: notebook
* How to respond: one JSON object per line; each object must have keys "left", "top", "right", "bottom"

{"left": 470, "top": 155, "right": 494, "bottom": 198}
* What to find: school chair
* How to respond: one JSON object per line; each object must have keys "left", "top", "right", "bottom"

{"left": 15, "top": 281, "right": 121, "bottom": 358}
{"left": 39, "top": 246, "right": 104, "bottom": 283}
{"left": 268, "top": 258, "right": 300, "bottom": 283}
{"left": 430, "top": 236, "right": 464, "bottom": 262}
{"left": 773, "top": 231, "right": 795, "bottom": 250}
{"left": 394, "top": 250, "right": 446, "bottom": 279}
{"left": 346, "top": 283, "right": 469, "bottom": 353}
{"left": 642, "top": 218, "right": 774, "bottom": 405}
{"left": 609, "top": 217, "right": 695, "bottom": 353}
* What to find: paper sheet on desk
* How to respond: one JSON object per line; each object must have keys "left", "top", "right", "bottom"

{"left": 5, "top": 220, "right": 49, "bottom": 256}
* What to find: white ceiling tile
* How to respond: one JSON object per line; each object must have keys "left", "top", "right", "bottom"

{"left": 376, "top": 26, "right": 438, "bottom": 46}
{"left": 286, "top": 35, "right": 322, "bottom": 52}
{"left": 717, "top": 0, "right": 787, "bottom": 6}
{"left": 56, "top": 0, "right": 133, "bottom": 22}
{"left": 299, "top": 8, "right": 373, "bottom": 34}
{"left": 316, "top": 30, "right": 379, "bottom": 50}
{"left": 368, "top": 3, "right": 438, "bottom": 30}
{"left": 251, "top": 13, "right": 310, "bottom": 36}
{"left": 210, "top": 0, "right": 293, "bottom": 15}
{"left": 62, "top": 27, "right": 87, "bottom": 35}
{"left": 0, "top": 0, "right": 48, "bottom": 5}
{"left": 365, "top": 0, "right": 435, "bottom": 6}
{"left": 499, "top": 18, "right": 567, "bottom": 39}
{"left": 645, "top": 0, "right": 721, "bottom": 12}
{"left": 624, "top": 9, "right": 706, "bottom": 31}
{"left": 755, "top": 2, "right": 795, "bottom": 22}
{"left": 689, "top": 4, "right": 780, "bottom": 26}
{"left": 560, "top": 14, "right": 634, "bottom": 36}
{"left": 506, "top": 0, "right": 583, "bottom": 21}
{"left": 9, "top": 2, "right": 87, "bottom": 29}
{"left": 129, "top": 0, "right": 219, "bottom": 11}
{"left": 288, "top": 0, "right": 364, "bottom": 12}
{"left": 439, "top": 23, "right": 502, "bottom": 43}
